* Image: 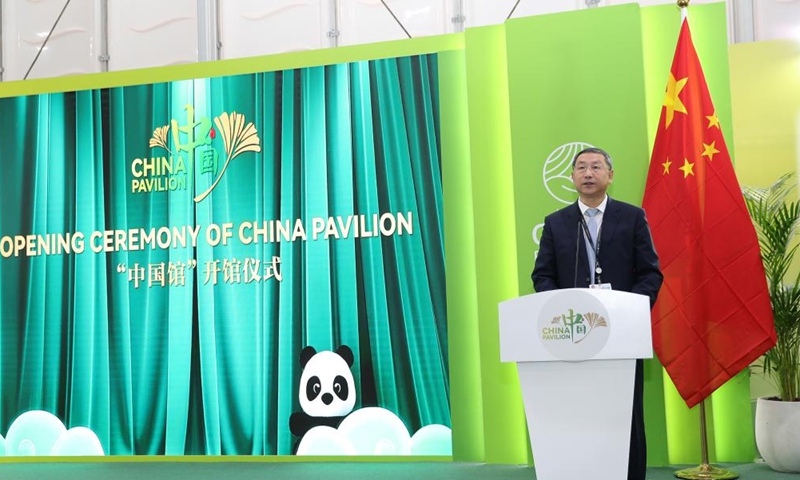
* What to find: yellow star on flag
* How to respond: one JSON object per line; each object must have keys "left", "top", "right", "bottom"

{"left": 679, "top": 159, "right": 695, "bottom": 178}
{"left": 662, "top": 158, "right": 673, "bottom": 175}
{"left": 706, "top": 112, "right": 720, "bottom": 129}
{"left": 702, "top": 141, "right": 720, "bottom": 162}
{"left": 663, "top": 72, "right": 688, "bottom": 128}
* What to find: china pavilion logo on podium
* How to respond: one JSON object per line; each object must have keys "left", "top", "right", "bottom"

{"left": 537, "top": 291, "right": 611, "bottom": 361}
{"left": 130, "top": 105, "right": 261, "bottom": 202}
{"left": 544, "top": 309, "right": 607, "bottom": 343}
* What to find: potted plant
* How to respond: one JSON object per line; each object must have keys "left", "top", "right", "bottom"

{"left": 743, "top": 173, "right": 800, "bottom": 473}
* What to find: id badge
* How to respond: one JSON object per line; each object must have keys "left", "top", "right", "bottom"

{"left": 589, "top": 283, "right": 612, "bottom": 290}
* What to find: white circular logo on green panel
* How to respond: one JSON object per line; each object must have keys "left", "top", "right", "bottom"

{"left": 543, "top": 142, "right": 595, "bottom": 204}
{"left": 538, "top": 290, "right": 610, "bottom": 361}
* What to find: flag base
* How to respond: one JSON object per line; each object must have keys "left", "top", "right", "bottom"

{"left": 674, "top": 463, "right": 739, "bottom": 480}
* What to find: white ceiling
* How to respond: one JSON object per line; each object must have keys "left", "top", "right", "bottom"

{"left": 0, "top": 0, "right": 797, "bottom": 82}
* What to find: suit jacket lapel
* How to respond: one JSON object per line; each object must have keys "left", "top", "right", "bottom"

{"left": 600, "top": 197, "right": 620, "bottom": 253}
{"left": 568, "top": 202, "right": 590, "bottom": 276}
{"left": 567, "top": 201, "right": 581, "bottom": 223}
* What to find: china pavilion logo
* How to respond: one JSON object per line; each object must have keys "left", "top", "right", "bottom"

{"left": 537, "top": 291, "right": 612, "bottom": 361}
{"left": 130, "top": 105, "right": 262, "bottom": 202}
{"left": 542, "top": 308, "right": 607, "bottom": 344}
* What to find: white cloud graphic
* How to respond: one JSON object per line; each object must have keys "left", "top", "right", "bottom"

{"left": 297, "top": 407, "right": 452, "bottom": 456}
{"left": 4, "top": 410, "right": 104, "bottom": 456}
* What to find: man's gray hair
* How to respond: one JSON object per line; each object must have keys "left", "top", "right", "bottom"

{"left": 572, "top": 147, "right": 613, "bottom": 170}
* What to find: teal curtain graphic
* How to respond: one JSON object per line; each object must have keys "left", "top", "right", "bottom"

{"left": 0, "top": 54, "right": 447, "bottom": 455}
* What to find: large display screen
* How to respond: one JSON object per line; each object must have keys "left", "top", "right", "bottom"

{"left": 0, "top": 54, "right": 450, "bottom": 456}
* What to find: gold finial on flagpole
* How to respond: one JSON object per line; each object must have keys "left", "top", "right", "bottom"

{"left": 678, "top": 0, "right": 689, "bottom": 21}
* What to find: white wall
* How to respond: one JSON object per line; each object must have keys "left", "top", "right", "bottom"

{"left": 0, "top": 0, "right": 798, "bottom": 81}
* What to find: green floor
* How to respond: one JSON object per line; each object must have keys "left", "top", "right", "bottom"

{"left": 0, "top": 462, "right": 795, "bottom": 480}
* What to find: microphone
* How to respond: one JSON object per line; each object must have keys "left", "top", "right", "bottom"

{"left": 574, "top": 219, "right": 581, "bottom": 288}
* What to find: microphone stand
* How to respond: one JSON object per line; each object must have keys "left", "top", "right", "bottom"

{"left": 574, "top": 220, "right": 581, "bottom": 288}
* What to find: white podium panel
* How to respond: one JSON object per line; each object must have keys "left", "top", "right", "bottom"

{"left": 500, "top": 289, "right": 652, "bottom": 362}
{"left": 499, "top": 289, "right": 652, "bottom": 480}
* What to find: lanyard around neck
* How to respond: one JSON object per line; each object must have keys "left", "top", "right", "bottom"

{"left": 579, "top": 214, "right": 603, "bottom": 283}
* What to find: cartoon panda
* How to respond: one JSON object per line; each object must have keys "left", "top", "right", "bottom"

{"left": 289, "top": 345, "right": 356, "bottom": 447}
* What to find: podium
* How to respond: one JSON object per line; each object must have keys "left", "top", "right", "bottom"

{"left": 499, "top": 289, "right": 652, "bottom": 480}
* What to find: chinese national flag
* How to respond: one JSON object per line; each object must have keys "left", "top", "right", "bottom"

{"left": 642, "top": 19, "right": 776, "bottom": 407}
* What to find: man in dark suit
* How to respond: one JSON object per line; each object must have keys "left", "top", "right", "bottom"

{"left": 531, "top": 147, "right": 663, "bottom": 480}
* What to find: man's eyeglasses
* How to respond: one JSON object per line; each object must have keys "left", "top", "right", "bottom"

{"left": 574, "top": 164, "right": 609, "bottom": 173}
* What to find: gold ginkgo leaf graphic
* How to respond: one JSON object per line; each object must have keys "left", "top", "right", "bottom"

{"left": 148, "top": 125, "right": 171, "bottom": 152}
{"left": 194, "top": 112, "right": 262, "bottom": 203}
{"left": 583, "top": 312, "right": 608, "bottom": 329}
{"left": 214, "top": 112, "right": 262, "bottom": 160}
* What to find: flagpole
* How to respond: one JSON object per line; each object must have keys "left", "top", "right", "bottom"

{"left": 665, "top": 2, "right": 740, "bottom": 474}
{"left": 669, "top": 3, "right": 738, "bottom": 477}
{"left": 674, "top": 400, "right": 739, "bottom": 479}
{"left": 670, "top": 7, "right": 740, "bottom": 480}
